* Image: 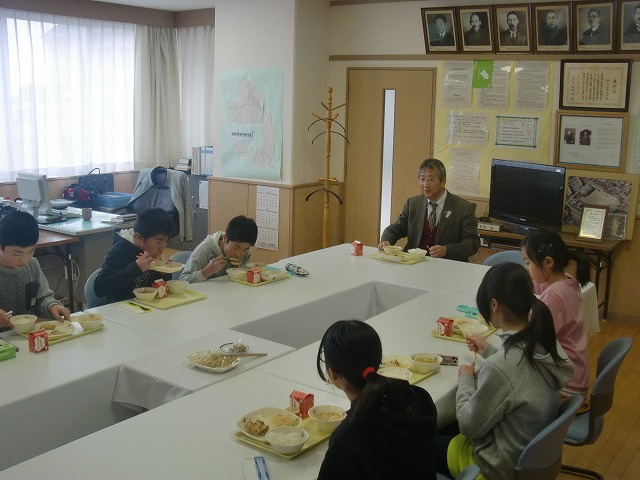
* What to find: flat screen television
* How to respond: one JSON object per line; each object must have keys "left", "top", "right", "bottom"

{"left": 489, "top": 159, "right": 566, "bottom": 234}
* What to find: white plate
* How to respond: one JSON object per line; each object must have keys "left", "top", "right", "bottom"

{"left": 236, "top": 407, "right": 301, "bottom": 443}
{"left": 34, "top": 320, "right": 74, "bottom": 340}
{"left": 377, "top": 366, "right": 412, "bottom": 380}
{"left": 150, "top": 260, "right": 184, "bottom": 273}
{"left": 185, "top": 350, "right": 240, "bottom": 373}
{"left": 377, "top": 254, "right": 403, "bottom": 263}
{"left": 220, "top": 342, "right": 250, "bottom": 354}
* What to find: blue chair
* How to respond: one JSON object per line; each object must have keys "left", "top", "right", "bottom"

{"left": 561, "top": 337, "right": 633, "bottom": 480}
{"left": 437, "top": 465, "right": 481, "bottom": 480}
{"left": 483, "top": 250, "right": 524, "bottom": 267}
{"left": 84, "top": 268, "right": 108, "bottom": 308}
{"left": 169, "top": 250, "right": 192, "bottom": 279}
{"left": 514, "top": 394, "right": 584, "bottom": 479}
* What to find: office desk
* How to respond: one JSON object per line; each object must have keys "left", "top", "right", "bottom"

{"left": 479, "top": 229, "right": 620, "bottom": 319}
{"left": 36, "top": 230, "right": 79, "bottom": 309}
{"left": 39, "top": 211, "right": 135, "bottom": 309}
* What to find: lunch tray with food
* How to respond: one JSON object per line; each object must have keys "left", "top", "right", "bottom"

{"left": 132, "top": 289, "right": 207, "bottom": 310}
{"left": 235, "top": 407, "right": 331, "bottom": 459}
{"left": 368, "top": 252, "right": 426, "bottom": 265}
{"left": 227, "top": 269, "right": 290, "bottom": 287}
{"left": 431, "top": 326, "right": 496, "bottom": 343}
{"left": 380, "top": 354, "right": 439, "bottom": 384}
{"left": 20, "top": 320, "right": 104, "bottom": 345}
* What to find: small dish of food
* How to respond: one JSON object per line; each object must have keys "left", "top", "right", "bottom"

{"left": 75, "top": 313, "right": 104, "bottom": 330}
{"left": 186, "top": 350, "right": 240, "bottom": 373}
{"left": 377, "top": 366, "right": 412, "bottom": 380}
{"left": 35, "top": 320, "right": 74, "bottom": 339}
{"left": 382, "top": 245, "right": 403, "bottom": 255}
{"left": 226, "top": 268, "right": 248, "bottom": 281}
{"left": 133, "top": 287, "right": 158, "bottom": 302}
{"left": 237, "top": 407, "right": 301, "bottom": 443}
{"left": 10, "top": 314, "right": 37, "bottom": 334}
{"left": 409, "top": 353, "right": 443, "bottom": 374}
{"left": 265, "top": 426, "right": 309, "bottom": 455}
{"left": 308, "top": 405, "right": 346, "bottom": 433}
{"left": 220, "top": 341, "right": 249, "bottom": 353}
{"left": 166, "top": 280, "right": 188, "bottom": 295}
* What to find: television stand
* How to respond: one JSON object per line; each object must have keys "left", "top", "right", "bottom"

{"left": 500, "top": 223, "right": 535, "bottom": 236}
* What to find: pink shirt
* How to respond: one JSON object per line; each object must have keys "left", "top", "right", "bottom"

{"left": 535, "top": 275, "right": 589, "bottom": 395}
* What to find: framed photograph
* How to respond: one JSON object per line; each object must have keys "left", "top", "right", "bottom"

{"left": 563, "top": 169, "right": 639, "bottom": 240}
{"left": 578, "top": 205, "right": 608, "bottom": 241}
{"left": 533, "top": 2, "right": 571, "bottom": 52}
{"left": 555, "top": 111, "right": 628, "bottom": 172}
{"left": 574, "top": 1, "right": 615, "bottom": 52}
{"left": 494, "top": 5, "right": 532, "bottom": 53}
{"left": 421, "top": 8, "right": 458, "bottom": 53}
{"left": 619, "top": 0, "right": 640, "bottom": 51}
{"left": 559, "top": 59, "right": 631, "bottom": 111}
{"left": 457, "top": 6, "right": 494, "bottom": 52}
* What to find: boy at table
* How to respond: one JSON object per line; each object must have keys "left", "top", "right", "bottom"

{"left": 94, "top": 208, "right": 175, "bottom": 304}
{"left": 0, "top": 210, "right": 70, "bottom": 331}
{"left": 180, "top": 215, "right": 258, "bottom": 283}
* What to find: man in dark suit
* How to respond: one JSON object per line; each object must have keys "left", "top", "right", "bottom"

{"left": 378, "top": 159, "right": 480, "bottom": 262}
{"left": 501, "top": 11, "right": 528, "bottom": 46}
{"left": 430, "top": 15, "right": 455, "bottom": 47}
{"left": 580, "top": 8, "right": 610, "bottom": 45}
{"left": 623, "top": 4, "right": 640, "bottom": 43}
{"left": 539, "top": 9, "right": 567, "bottom": 45}
{"left": 464, "top": 12, "right": 491, "bottom": 46}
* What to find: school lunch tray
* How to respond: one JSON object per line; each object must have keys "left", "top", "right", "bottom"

{"left": 368, "top": 252, "right": 426, "bottom": 265}
{"left": 20, "top": 322, "right": 104, "bottom": 345}
{"left": 430, "top": 327, "right": 496, "bottom": 343}
{"left": 132, "top": 289, "right": 207, "bottom": 310}
{"left": 382, "top": 354, "right": 439, "bottom": 385}
{"left": 234, "top": 416, "right": 330, "bottom": 459}
{"left": 227, "top": 270, "right": 290, "bottom": 287}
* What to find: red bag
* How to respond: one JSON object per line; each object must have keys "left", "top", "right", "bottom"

{"left": 62, "top": 183, "right": 97, "bottom": 207}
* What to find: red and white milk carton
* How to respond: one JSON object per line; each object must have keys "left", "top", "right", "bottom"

{"left": 436, "top": 317, "right": 454, "bottom": 337}
{"left": 247, "top": 268, "right": 262, "bottom": 285}
{"left": 289, "top": 390, "right": 314, "bottom": 419}
{"left": 351, "top": 240, "right": 363, "bottom": 256}
{"left": 28, "top": 330, "right": 49, "bottom": 353}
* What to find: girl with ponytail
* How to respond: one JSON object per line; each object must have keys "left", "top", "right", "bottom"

{"left": 316, "top": 320, "right": 437, "bottom": 480}
{"left": 439, "top": 263, "right": 573, "bottom": 480}
{"left": 522, "top": 228, "right": 590, "bottom": 400}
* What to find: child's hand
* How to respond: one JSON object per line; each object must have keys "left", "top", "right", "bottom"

{"left": 0, "top": 310, "right": 12, "bottom": 329}
{"left": 466, "top": 334, "right": 489, "bottom": 355}
{"left": 136, "top": 251, "right": 155, "bottom": 272}
{"left": 459, "top": 363, "right": 476, "bottom": 377}
{"left": 50, "top": 304, "right": 70, "bottom": 321}
{"left": 202, "top": 255, "right": 227, "bottom": 278}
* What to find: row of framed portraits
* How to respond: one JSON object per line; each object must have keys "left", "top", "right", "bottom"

{"left": 421, "top": 1, "right": 640, "bottom": 54}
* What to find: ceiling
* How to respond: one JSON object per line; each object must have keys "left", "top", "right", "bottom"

{"left": 93, "top": 0, "right": 214, "bottom": 12}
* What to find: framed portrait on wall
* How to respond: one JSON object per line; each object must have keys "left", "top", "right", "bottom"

{"left": 574, "top": 1, "right": 616, "bottom": 52}
{"left": 421, "top": 8, "right": 458, "bottom": 53}
{"left": 457, "top": 6, "right": 494, "bottom": 52}
{"left": 494, "top": 5, "right": 532, "bottom": 53}
{"left": 619, "top": 0, "right": 640, "bottom": 51}
{"left": 555, "top": 110, "right": 628, "bottom": 172}
{"left": 533, "top": 2, "right": 572, "bottom": 52}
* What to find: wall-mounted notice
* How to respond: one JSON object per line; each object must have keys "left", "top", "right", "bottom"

{"left": 514, "top": 62, "right": 549, "bottom": 110}
{"left": 255, "top": 185, "right": 279, "bottom": 250}
{"left": 441, "top": 62, "right": 473, "bottom": 108}
{"left": 447, "top": 112, "right": 489, "bottom": 146}
{"left": 477, "top": 61, "right": 511, "bottom": 109}
{"left": 495, "top": 115, "right": 539, "bottom": 148}
{"left": 449, "top": 149, "right": 481, "bottom": 195}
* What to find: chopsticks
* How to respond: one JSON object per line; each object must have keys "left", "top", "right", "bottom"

{"left": 222, "top": 352, "right": 267, "bottom": 358}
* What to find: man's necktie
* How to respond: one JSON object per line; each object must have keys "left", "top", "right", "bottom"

{"left": 428, "top": 202, "right": 438, "bottom": 230}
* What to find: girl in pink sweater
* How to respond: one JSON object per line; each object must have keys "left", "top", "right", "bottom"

{"left": 522, "top": 229, "right": 591, "bottom": 402}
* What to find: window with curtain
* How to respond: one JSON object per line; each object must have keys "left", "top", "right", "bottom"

{"left": 0, "top": 8, "right": 135, "bottom": 182}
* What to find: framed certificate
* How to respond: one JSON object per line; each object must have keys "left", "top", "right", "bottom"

{"left": 578, "top": 205, "right": 608, "bottom": 241}
{"left": 559, "top": 59, "right": 631, "bottom": 111}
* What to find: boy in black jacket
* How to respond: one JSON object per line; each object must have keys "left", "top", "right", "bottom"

{"left": 94, "top": 208, "right": 175, "bottom": 303}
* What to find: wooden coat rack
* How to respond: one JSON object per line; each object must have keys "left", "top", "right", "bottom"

{"left": 307, "top": 87, "right": 348, "bottom": 248}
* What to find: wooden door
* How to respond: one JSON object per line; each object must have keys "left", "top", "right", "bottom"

{"left": 344, "top": 68, "right": 435, "bottom": 247}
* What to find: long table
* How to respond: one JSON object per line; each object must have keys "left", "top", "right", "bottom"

{"left": 0, "top": 243, "right": 599, "bottom": 477}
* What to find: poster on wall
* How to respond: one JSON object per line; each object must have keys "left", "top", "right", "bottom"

{"left": 220, "top": 68, "right": 283, "bottom": 181}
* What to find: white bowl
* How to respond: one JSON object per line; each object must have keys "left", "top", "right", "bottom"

{"left": 410, "top": 353, "right": 443, "bottom": 374}
{"left": 308, "top": 405, "right": 346, "bottom": 433}
{"left": 167, "top": 280, "right": 188, "bottom": 295}
{"left": 133, "top": 287, "right": 158, "bottom": 302}
{"left": 10, "top": 314, "right": 37, "bottom": 334}
{"left": 382, "top": 245, "right": 403, "bottom": 255}
{"left": 76, "top": 313, "right": 103, "bottom": 330}
{"left": 408, "top": 248, "right": 428, "bottom": 256}
{"left": 226, "top": 268, "right": 247, "bottom": 281}
{"left": 265, "top": 426, "right": 309, "bottom": 455}
{"left": 377, "top": 366, "right": 412, "bottom": 380}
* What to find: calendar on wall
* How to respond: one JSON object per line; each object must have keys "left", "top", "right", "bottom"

{"left": 255, "top": 185, "right": 279, "bottom": 250}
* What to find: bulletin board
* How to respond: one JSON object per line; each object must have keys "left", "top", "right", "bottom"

{"left": 433, "top": 60, "right": 555, "bottom": 200}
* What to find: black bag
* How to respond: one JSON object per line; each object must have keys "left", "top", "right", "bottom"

{"left": 78, "top": 168, "right": 114, "bottom": 194}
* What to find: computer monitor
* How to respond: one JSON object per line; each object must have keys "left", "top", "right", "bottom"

{"left": 16, "top": 172, "right": 53, "bottom": 216}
